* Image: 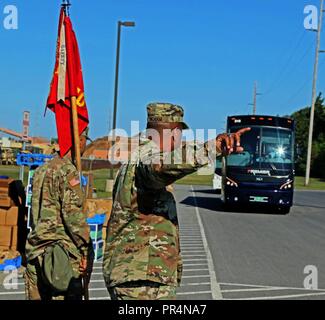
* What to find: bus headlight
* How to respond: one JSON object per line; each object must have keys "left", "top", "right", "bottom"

{"left": 280, "top": 180, "right": 293, "bottom": 190}
{"left": 226, "top": 177, "right": 238, "bottom": 187}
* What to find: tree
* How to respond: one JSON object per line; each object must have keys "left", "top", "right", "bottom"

{"left": 291, "top": 93, "right": 325, "bottom": 178}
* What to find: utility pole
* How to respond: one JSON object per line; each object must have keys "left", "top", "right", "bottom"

{"left": 305, "top": 0, "right": 324, "bottom": 186}
{"left": 249, "top": 81, "right": 261, "bottom": 115}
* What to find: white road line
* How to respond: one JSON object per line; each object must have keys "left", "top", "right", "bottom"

{"left": 183, "top": 268, "right": 209, "bottom": 272}
{"left": 219, "top": 282, "right": 325, "bottom": 292}
{"left": 191, "top": 186, "right": 222, "bottom": 300}
{"left": 177, "top": 291, "right": 212, "bottom": 295}
{"left": 227, "top": 292, "right": 325, "bottom": 300}
{"left": 180, "top": 282, "right": 210, "bottom": 287}
{"left": 182, "top": 255, "right": 207, "bottom": 258}
{"left": 183, "top": 264, "right": 208, "bottom": 267}
{"left": 0, "top": 291, "right": 24, "bottom": 295}
{"left": 182, "top": 275, "right": 211, "bottom": 279}
{"left": 222, "top": 287, "right": 289, "bottom": 293}
{"left": 182, "top": 258, "right": 208, "bottom": 261}
{"left": 90, "top": 297, "right": 111, "bottom": 300}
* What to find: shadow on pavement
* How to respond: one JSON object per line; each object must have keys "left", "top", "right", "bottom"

{"left": 180, "top": 196, "right": 287, "bottom": 215}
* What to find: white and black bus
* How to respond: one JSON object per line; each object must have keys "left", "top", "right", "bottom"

{"left": 214, "top": 115, "right": 295, "bottom": 214}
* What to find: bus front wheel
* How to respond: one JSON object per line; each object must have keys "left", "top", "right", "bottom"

{"left": 278, "top": 206, "right": 291, "bottom": 215}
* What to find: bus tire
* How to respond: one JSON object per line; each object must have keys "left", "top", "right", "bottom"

{"left": 279, "top": 206, "right": 290, "bottom": 215}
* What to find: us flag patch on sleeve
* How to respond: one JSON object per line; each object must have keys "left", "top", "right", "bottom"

{"left": 69, "top": 177, "right": 80, "bottom": 187}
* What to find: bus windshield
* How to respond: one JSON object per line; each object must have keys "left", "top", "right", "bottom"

{"left": 227, "top": 126, "right": 293, "bottom": 170}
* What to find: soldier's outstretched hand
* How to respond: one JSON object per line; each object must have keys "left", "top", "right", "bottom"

{"left": 216, "top": 127, "right": 251, "bottom": 156}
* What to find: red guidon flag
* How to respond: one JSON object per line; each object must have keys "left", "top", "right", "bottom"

{"left": 46, "top": 8, "right": 89, "bottom": 157}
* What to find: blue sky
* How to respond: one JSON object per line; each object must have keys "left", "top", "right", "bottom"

{"left": 0, "top": 0, "right": 324, "bottom": 139}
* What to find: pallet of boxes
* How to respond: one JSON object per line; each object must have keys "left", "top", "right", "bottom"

{"left": 83, "top": 173, "right": 112, "bottom": 261}
{"left": 0, "top": 178, "right": 27, "bottom": 272}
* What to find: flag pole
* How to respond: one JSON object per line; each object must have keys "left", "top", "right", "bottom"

{"left": 62, "top": 1, "right": 81, "bottom": 172}
{"left": 71, "top": 96, "right": 82, "bottom": 172}
{"left": 62, "top": 1, "right": 89, "bottom": 300}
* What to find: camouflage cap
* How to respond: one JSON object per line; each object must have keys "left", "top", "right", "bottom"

{"left": 146, "top": 102, "right": 189, "bottom": 129}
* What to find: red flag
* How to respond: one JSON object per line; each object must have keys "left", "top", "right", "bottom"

{"left": 46, "top": 8, "right": 89, "bottom": 157}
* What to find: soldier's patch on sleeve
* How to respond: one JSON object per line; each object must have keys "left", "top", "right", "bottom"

{"left": 67, "top": 172, "right": 80, "bottom": 187}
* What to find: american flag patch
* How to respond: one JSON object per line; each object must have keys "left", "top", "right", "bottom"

{"left": 69, "top": 177, "right": 80, "bottom": 187}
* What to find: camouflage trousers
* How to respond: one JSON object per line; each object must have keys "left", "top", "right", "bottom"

{"left": 108, "top": 281, "right": 177, "bottom": 300}
{"left": 24, "top": 255, "right": 83, "bottom": 300}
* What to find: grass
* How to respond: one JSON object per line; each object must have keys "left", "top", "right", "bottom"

{"left": 1, "top": 165, "right": 324, "bottom": 192}
{"left": 0, "top": 165, "right": 114, "bottom": 198}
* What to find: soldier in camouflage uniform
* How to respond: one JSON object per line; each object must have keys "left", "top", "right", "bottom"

{"left": 25, "top": 129, "right": 93, "bottom": 300}
{"left": 103, "top": 102, "right": 250, "bottom": 300}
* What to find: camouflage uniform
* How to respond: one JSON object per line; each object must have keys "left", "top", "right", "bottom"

{"left": 25, "top": 155, "right": 93, "bottom": 300}
{"left": 103, "top": 103, "right": 218, "bottom": 300}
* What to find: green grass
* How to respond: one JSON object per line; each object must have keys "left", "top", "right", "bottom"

{"left": 1, "top": 165, "right": 324, "bottom": 192}
{"left": 294, "top": 176, "right": 325, "bottom": 190}
{"left": 0, "top": 165, "right": 114, "bottom": 198}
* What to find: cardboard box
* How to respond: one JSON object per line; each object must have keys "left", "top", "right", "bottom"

{"left": 0, "top": 209, "right": 6, "bottom": 225}
{"left": 0, "top": 226, "right": 12, "bottom": 247}
{"left": 0, "top": 195, "right": 13, "bottom": 208}
{"left": 0, "top": 187, "right": 9, "bottom": 195}
{"left": 85, "top": 198, "right": 112, "bottom": 220}
{"left": 0, "top": 179, "right": 14, "bottom": 189}
{"left": 10, "top": 226, "right": 18, "bottom": 250}
{"left": 5, "top": 207, "right": 19, "bottom": 226}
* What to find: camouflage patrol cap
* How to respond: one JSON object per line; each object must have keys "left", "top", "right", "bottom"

{"left": 146, "top": 102, "right": 189, "bottom": 129}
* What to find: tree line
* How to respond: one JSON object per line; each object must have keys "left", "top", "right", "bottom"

{"left": 291, "top": 93, "right": 325, "bottom": 179}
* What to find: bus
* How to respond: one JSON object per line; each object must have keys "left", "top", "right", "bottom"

{"left": 214, "top": 115, "right": 295, "bottom": 214}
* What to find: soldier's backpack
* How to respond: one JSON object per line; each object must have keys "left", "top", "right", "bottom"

{"left": 42, "top": 242, "right": 74, "bottom": 293}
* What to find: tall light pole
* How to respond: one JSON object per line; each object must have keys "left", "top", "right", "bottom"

{"left": 249, "top": 81, "right": 262, "bottom": 115}
{"left": 305, "top": 0, "right": 324, "bottom": 186}
{"left": 109, "top": 21, "right": 135, "bottom": 180}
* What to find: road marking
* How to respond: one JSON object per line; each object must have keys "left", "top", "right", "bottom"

{"left": 227, "top": 292, "right": 325, "bottom": 300}
{"left": 222, "top": 287, "right": 289, "bottom": 293}
{"left": 180, "top": 282, "right": 210, "bottom": 287}
{"left": 191, "top": 185, "right": 222, "bottom": 300}
{"left": 177, "top": 291, "right": 212, "bottom": 295}
{"left": 182, "top": 275, "right": 211, "bottom": 279}
{"left": 182, "top": 255, "right": 207, "bottom": 257}
{"left": 183, "top": 268, "right": 209, "bottom": 272}
{"left": 90, "top": 297, "right": 111, "bottom": 300}
{"left": 0, "top": 291, "right": 24, "bottom": 295}
{"left": 219, "top": 282, "right": 325, "bottom": 292}
{"left": 183, "top": 264, "right": 208, "bottom": 267}
{"left": 182, "top": 258, "right": 208, "bottom": 261}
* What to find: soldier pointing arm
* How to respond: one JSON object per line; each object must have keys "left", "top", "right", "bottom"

{"left": 103, "top": 103, "right": 250, "bottom": 300}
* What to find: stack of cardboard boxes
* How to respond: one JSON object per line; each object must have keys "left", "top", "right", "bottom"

{"left": 0, "top": 178, "right": 25, "bottom": 270}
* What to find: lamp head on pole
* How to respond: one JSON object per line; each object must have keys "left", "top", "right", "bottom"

{"left": 120, "top": 21, "right": 136, "bottom": 27}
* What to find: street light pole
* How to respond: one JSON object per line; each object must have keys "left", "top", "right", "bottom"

{"left": 109, "top": 21, "right": 135, "bottom": 180}
{"left": 305, "top": 0, "right": 324, "bottom": 186}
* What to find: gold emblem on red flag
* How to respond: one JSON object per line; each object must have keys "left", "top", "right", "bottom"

{"left": 76, "top": 87, "right": 85, "bottom": 107}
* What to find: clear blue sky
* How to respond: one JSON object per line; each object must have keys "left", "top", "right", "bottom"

{"left": 0, "top": 0, "right": 324, "bottom": 139}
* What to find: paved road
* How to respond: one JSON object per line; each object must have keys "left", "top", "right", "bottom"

{"left": 1, "top": 185, "right": 325, "bottom": 300}
{"left": 176, "top": 185, "right": 325, "bottom": 300}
